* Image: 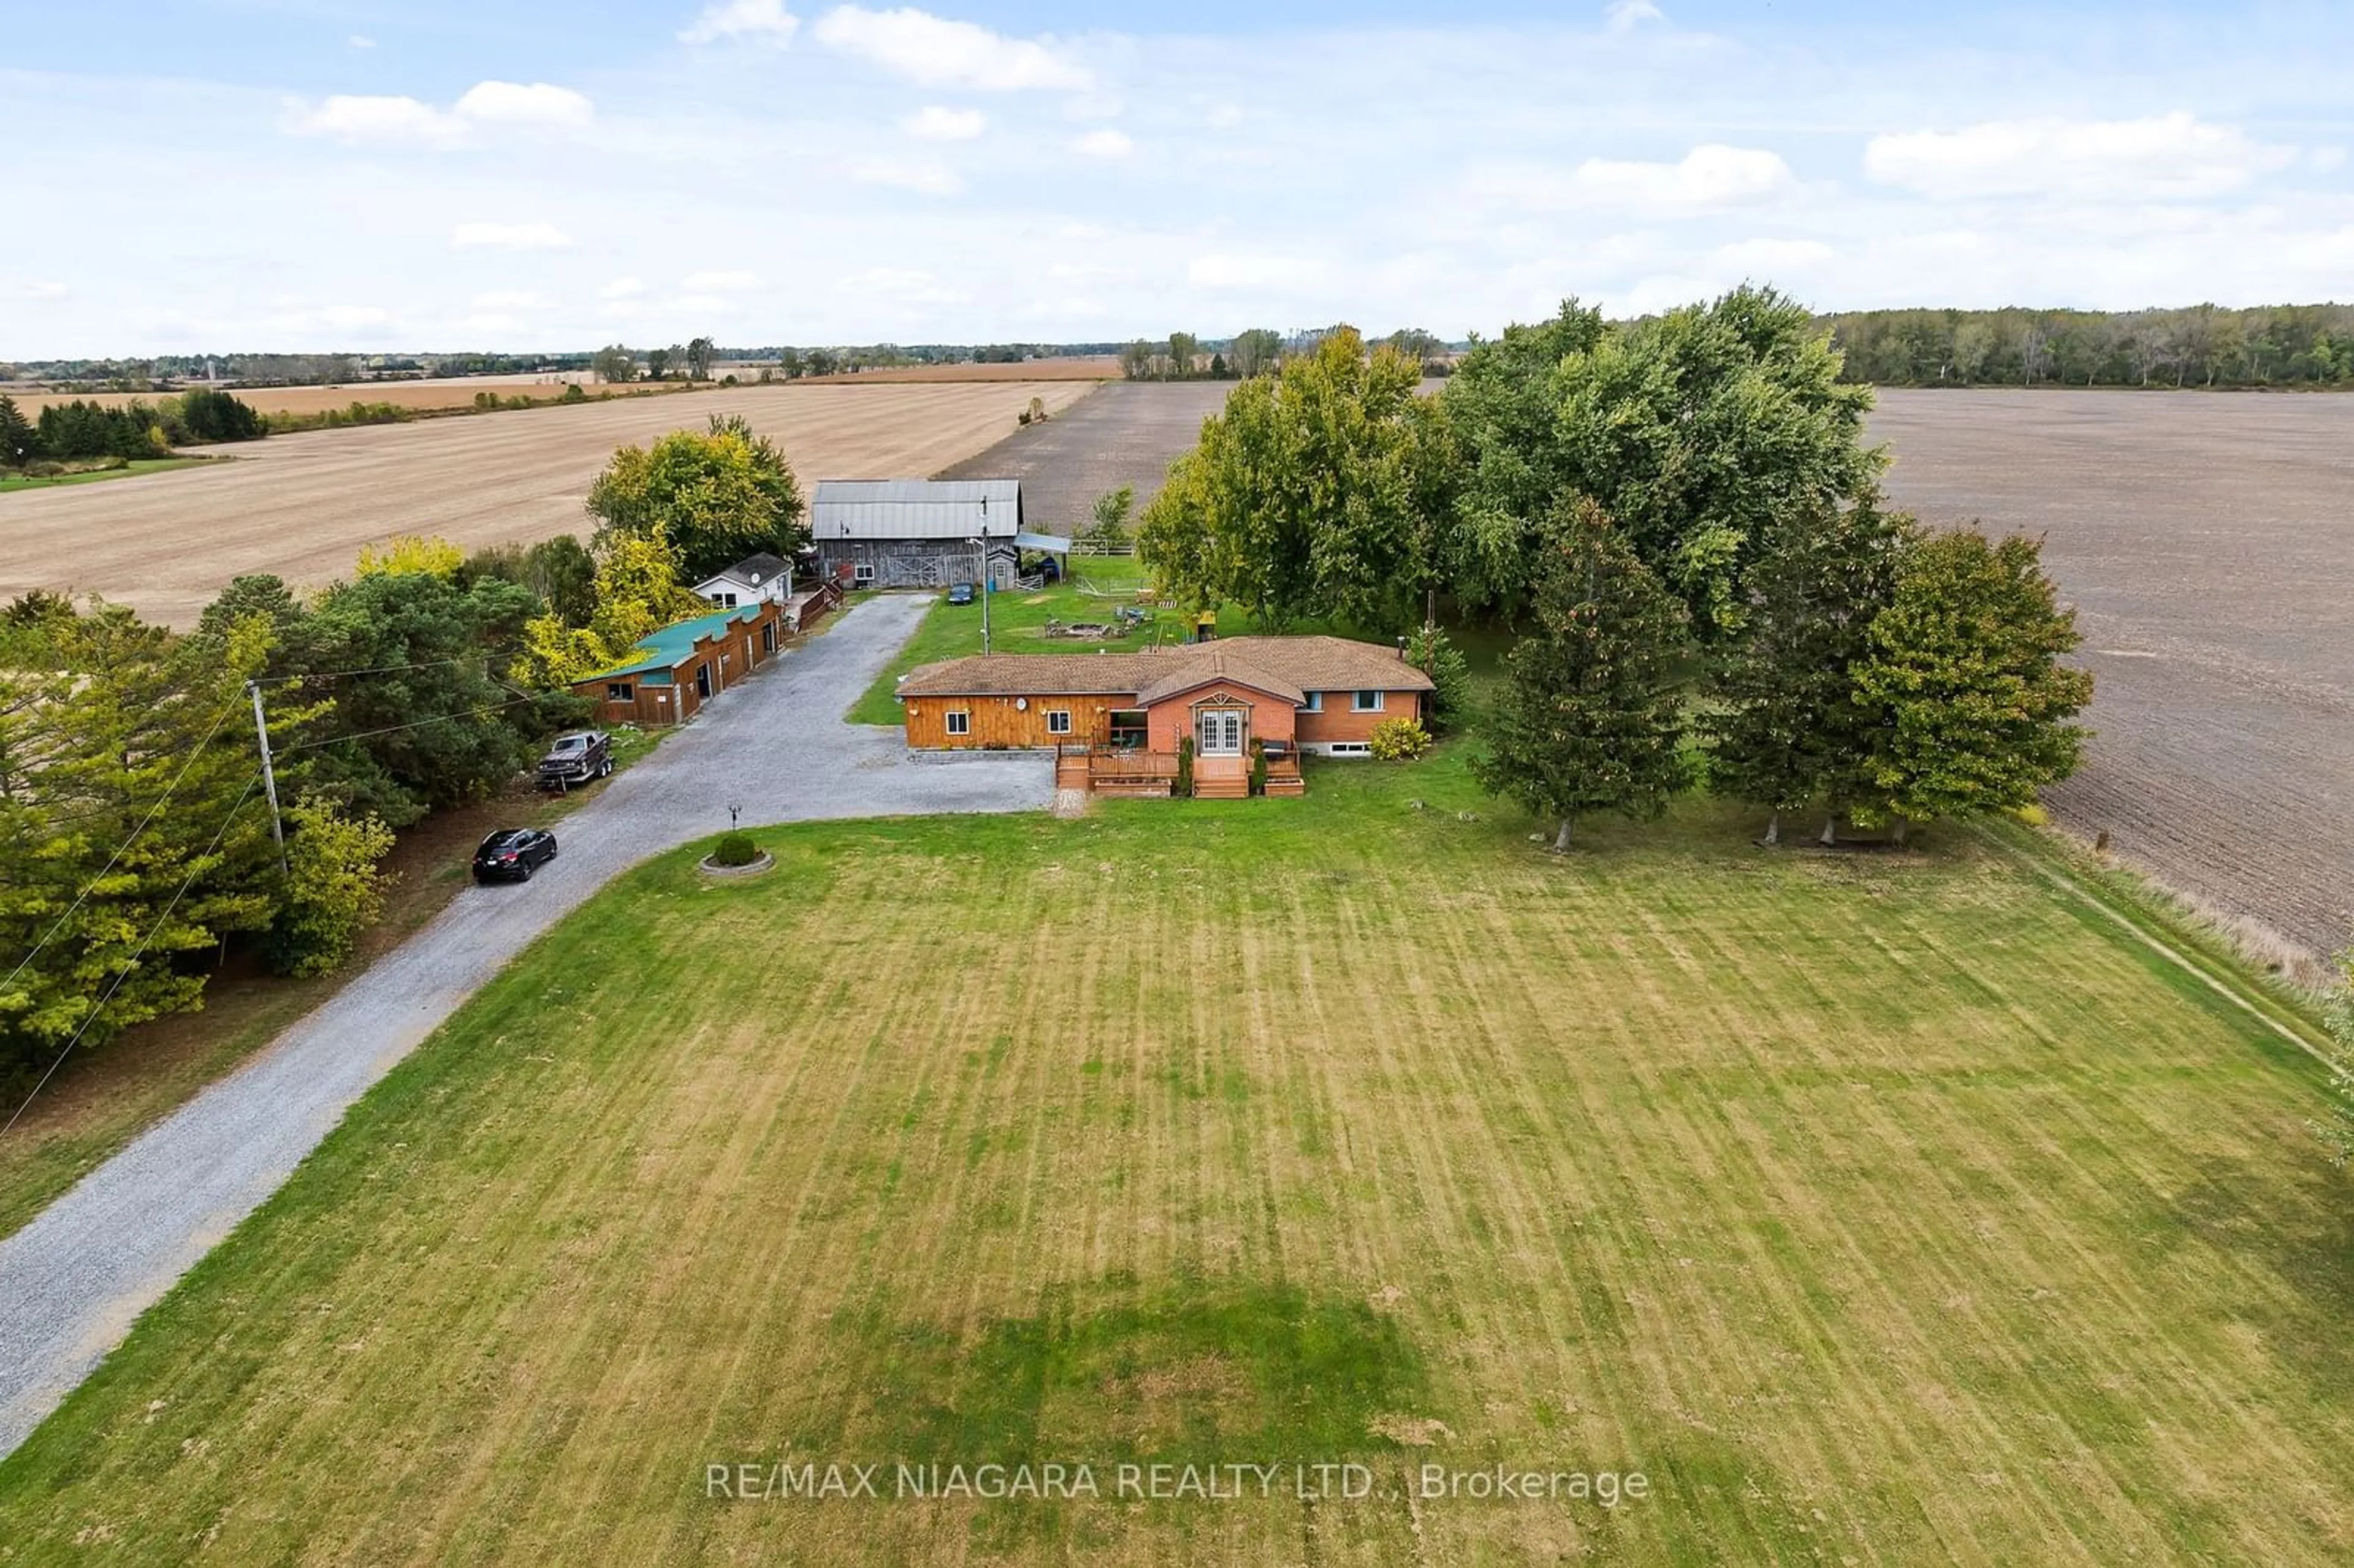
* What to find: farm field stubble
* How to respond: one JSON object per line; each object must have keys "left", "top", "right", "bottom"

{"left": 1, "top": 756, "right": 2347, "bottom": 1564}
{"left": 1867, "top": 389, "right": 2354, "bottom": 965}
{"left": 0, "top": 373, "right": 604, "bottom": 417}
{"left": 0, "top": 380, "right": 1096, "bottom": 628}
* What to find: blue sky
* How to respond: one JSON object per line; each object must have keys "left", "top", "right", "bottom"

{"left": 3, "top": 1, "right": 2350, "bottom": 356}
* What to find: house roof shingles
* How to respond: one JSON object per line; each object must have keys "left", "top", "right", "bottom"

{"left": 897, "top": 635, "right": 1435, "bottom": 704}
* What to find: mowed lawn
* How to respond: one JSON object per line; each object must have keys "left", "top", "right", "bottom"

{"left": 3, "top": 756, "right": 2350, "bottom": 1564}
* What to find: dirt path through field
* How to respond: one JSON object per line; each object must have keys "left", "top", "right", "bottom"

{"left": 1868, "top": 389, "right": 2354, "bottom": 962}
{"left": 0, "top": 381, "right": 1095, "bottom": 628}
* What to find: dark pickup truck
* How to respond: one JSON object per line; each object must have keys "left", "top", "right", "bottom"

{"left": 537, "top": 731, "right": 613, "bottom": 791}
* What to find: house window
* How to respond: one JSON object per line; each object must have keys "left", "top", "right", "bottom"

{"left": 1300, "top": 691, "right": 1324, "bottom": 712}
{"left": 709, "top": 591, "right": 738, "bottom": 609}
{"left": 606, "top": 682, "right": 634, "bottom": 702}
{"left": 946, "top": 710, "right": 970, "bottom": 736}
{"left": 853, "top": 561, "right": 875, "bottom": 585}
{"left": 1046, "top": 710, "right": 1072, "bottom": 735}
{"left": 1352, "top": 690, "right": 1384, "bottom": 712}
{"left": 1108, "top": 709, "right": 1148, "bottom": 749}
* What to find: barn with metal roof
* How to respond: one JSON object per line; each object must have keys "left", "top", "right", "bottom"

{"left": 810, "top": 478, "right": 1052, "bottom": 590}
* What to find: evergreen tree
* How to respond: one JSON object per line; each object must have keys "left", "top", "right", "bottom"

{"left": 1474, "top": 502, "right": 1692, "bottom": 850}
{"left": 1848, "top": 528, "right": 2093, "bottom": 842}
{"left": 0, "top": 608, "right": 284, "bottom": 1083}
{"left": 1709, "top": 499, "right": 1908, "bottom": 843}
{"left": 0, "top": 395, "right": 40, "bottom": 466}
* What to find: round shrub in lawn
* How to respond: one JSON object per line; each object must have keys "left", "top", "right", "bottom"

{"left": 1369, "top": 717, "right": 1432, "bottom": 761}
{"left": 712, "top": 832, "right": 761, "bottom": 867}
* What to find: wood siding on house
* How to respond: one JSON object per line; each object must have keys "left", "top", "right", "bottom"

{"left": 901, "top": 691, "right": 1130, "bottom": 750}
{"left": 571, "top": 602, "right": 784, "bottom": 729}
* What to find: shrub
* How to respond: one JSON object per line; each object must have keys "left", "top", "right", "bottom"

{"left": 1404, "top": 625, "right": 1472, "bottom": 726}
{"left": 1368, "top": 717, "right": 1431, "bottom": 761}
{"left": 712, "top": 831, "right": 760, "bottom": 867}
{"left": 262, "top": 802, "right": 396, "bottom": 977}
{"left": 1248, "top": 737, "right": 1268, "bottom": 796}
{"left": 1175, "top": 736, "right": 1194, "bottom": 794}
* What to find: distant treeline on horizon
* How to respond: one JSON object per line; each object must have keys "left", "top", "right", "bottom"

{"left": 12, "top": 302, "right": 2352, "bottom": 393}
{"left": 1816, "top": 303, "right": 2354, "bottom": 389}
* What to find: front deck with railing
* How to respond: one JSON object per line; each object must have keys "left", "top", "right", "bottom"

{"left": 1056, "top": 745, "right": 1305, "bottom": 799}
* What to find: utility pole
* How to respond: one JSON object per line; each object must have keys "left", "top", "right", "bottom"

{"left": 247, "top": 680, "right": 289, "bottom": 877}
{"left": 974, "top": 493, "right": 994, "bottom": 656}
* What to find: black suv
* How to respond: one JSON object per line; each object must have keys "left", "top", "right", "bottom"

{"left": 473, "top": 828, "right": 557, "bottom": 883}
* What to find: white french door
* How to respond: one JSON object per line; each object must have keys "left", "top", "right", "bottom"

{"left": 1197, "top": 709, "right": 1245, "bottom": 755}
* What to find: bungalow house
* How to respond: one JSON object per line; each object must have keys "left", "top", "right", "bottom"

{"left": 896, "top": 635, "right": 1436, "bottom": 798}
{"left": 570, "top": 599, "right": 784, "bottom": 727}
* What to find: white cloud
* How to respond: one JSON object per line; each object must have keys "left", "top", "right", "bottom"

{"left": 470, "top": 289, "right": 550, "bottom": 310}
{"left": 1604, "top": 1, "right": 1665, "bottom": 35}
{"left": 14, "top": 280, "right": 69, "bottom": 300}
{"left": 1072, "top": 128, "right": 1133, "bottom": 159}
{"left": 1864, "top": 113, "right": 2296, "bottom": 200}
{"left": 682, "top": 270, "right": 760, "bottom": 291}
{"left": 449, "top": 82, "right": 595, "bottom": 130}
{"left": 851, "top": 158, "right": 962, "bottom": 195}
{"left": 284, "top": 80, "right": 592, "bottom": 147}
{"left": 450, "top": 221, "right": 574, "bottom": 250}
{"left": 903, "top": 104, "right": 986, "bottom": 140}
{"left": 347, "top": 34, "right": 376, "bottom": 50}
{"left": 600, "top": 276, "right": 646, "bottom": 300}
{"left": 1476, "top": 144, "right": 1797, "bottom": 214}
{"left": 812, "top": 6, "right": 1093, "bottom": 92}
{"left": 679, "top": 0, "right": 800, "bottom": 47}
{"left": 287, "top": 94, "right": 467, "bottom": 148}
{"left": 1188, "top": 252, "right": 1328, "bottom": 291}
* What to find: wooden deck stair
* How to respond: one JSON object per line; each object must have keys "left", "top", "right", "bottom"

{"left": 1191, "top": 756, "right": 1249, "bottom": 800}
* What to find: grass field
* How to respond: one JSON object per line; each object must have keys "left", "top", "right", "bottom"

{"left": 2, "top": 751, "right": 2347, "bottom": 1563}
{"left": 0, "top": 457, "right": 215, "bottom": 492}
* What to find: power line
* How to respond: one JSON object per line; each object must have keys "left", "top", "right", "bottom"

{"left": 0, "top": 698, "right": 243, "bottom": 1004}
{"left": 1, "top": 775, "right": 262, "bottom": 1141}
{"left": 275, "top": 687, "right": 552, "bottom": 754}
{"left": 250, "top": 644, "right": 526, "bottom": 685}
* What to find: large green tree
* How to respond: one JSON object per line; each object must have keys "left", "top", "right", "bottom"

{"left": 1430, "top": 300, "right": 1606, "bottom": 616}
{"left": 1473, "top": 503, "right": 1693, "bottom": 851}
{"left": 284, "top": 570, "right": 575, "bottom": 826}
{"left": 1847, "top": 528, "right": 2093, "bottom": 842}
{"left": 1708, "top": 499, "right": 1908, "bottom": 843}
{"left": 0, "top": 607, "right": 286, "bottom": 1083}
{"left": 587, "top": 414, "right": 807, "bottom": 584}
{"left": 1138, "top": 329, "right": 1438, "bottom": 632}
{"left": 0, "top": 395, "right": 40, "bottom": 466}
{"left": 1553, "top": 286, "right": 1883, "bottom": 641}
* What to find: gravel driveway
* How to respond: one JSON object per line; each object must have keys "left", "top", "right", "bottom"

{"left": 0, "top": 595, "right": 1048, "bottom": 1457}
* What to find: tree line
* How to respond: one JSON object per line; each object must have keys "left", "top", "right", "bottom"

{"left": 1, "top": 389, "right": 266, "bottom": 468}
{"left": 1137, "top": 287, "right": 2093, "bottom": 848}
{"left": 0, "top": 410, "right": 810, "bottom": 1094}
{"left": 1821, "top": 303, "right": 2354, "bottom": 389}
{"left": 1119, "top": 327, "right": 1452, "bottom": 383}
